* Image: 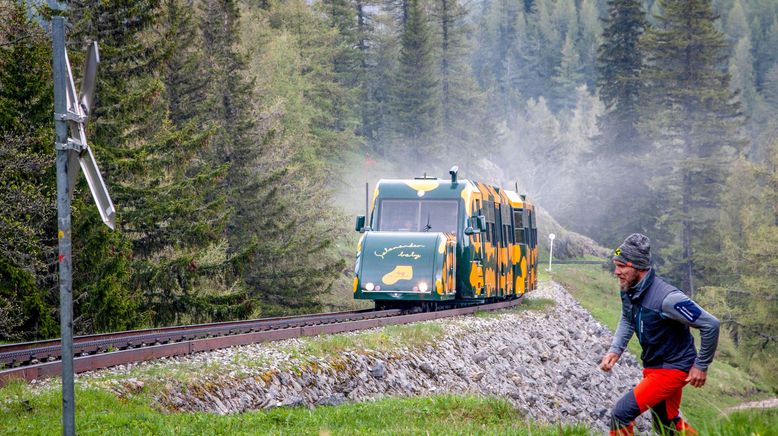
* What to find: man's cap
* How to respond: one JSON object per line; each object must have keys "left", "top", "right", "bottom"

{"left": 613, "top": 233, "right": 651, "bottom": 270}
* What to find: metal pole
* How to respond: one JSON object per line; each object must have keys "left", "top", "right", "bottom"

{"left": 53, "top": 16, "right": 76, "bottom": 436}
{"left": 548, "top": 233, "right": 555, "bottom": 272}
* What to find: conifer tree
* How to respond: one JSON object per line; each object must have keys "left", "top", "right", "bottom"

{"left": 713, "top": 138, "right": 778, "bottom": 385}
{"left": 581, "top": 0, "right": 657, "bottom": 247}
{"left": 435, "top": 0, "right": 491, "bottom": 155}
{"left": 473, "top": 0, "right": 523, "bottom": 120}
{"left": 552, "top": 33, "right": 584, "bottom": 112}
{"left": 163, "top": 0, "right": 211, "bottom": 126}
{"left": 729, "top": 36, "right": 756, "bottom": 116}
{"left": 67, "top": 0, "right": 244, "bottom": 330}
{"left": 597, "top": 0, "right": 647, "bottom": 152}
{"left": 641, "top": 0, "right": 745, "bottom": 295}
{"left": 226, "top": 0, "right": 348, "bottom": 314}
{"left": 390, "top": 0, "right": 440, "bottom": 160}
{"left": 578, "top": 0, "right": 602, "bottom": 90}
{"left": 0, "top": 1, "right": 57, "bottom": 339}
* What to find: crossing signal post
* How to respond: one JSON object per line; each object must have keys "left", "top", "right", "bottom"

{"left": 52, "top": 16, "right": 115, "bottom": 436}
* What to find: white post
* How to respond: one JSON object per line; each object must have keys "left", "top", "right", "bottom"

{"left": 548, "top": 233, "right": 556, "bottom": 272}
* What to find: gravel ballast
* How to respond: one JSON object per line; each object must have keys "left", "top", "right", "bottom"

{"left": 72, "top": 281, "right": 651, "bottom": 431}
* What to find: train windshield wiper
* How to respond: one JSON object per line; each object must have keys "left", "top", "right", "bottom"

{"left": 424, "top": 213, "right": 432, "bottom": 232}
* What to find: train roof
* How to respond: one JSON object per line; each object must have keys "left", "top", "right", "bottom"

{"left": 373, "top": 177, "right": 533, "bottom": 209}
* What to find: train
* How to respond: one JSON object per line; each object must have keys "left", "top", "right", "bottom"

{"left": 354, "top": 167, "right": 539, "bottom": 310}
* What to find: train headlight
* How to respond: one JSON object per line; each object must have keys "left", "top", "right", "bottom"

{"left": 365, "top": 282, "right": 375, "bottom": 291}
{"left": 418, "top": 282, "right": 428, "bottom": 292}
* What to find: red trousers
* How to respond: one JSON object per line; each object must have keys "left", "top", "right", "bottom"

{"left": 609, "top": 368, "right": 697, "bottom": 435}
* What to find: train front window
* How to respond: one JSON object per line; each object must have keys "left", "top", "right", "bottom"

{"left": 378, "top": 199, "right": 459, "bottom": 233}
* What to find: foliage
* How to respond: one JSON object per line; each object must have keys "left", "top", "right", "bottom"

{"left": 0, "top": 2, "right": 57, "bottom": 340}
{"left": 389, "top": 0, "right": 440, "bottom": 161}
{"left": 640, "top": 0, "right": 745, "bottom": 295}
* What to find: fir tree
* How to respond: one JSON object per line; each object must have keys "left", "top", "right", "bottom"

{"left": 0, "top": 2, "right": 57, "bottom": 339}
{"left": 163, "top": 0, "right": 211, "bottom": 127}
{"left": 641, "top": 0, "right": 745, "bottom": 295}
{"left": 390, "top": 0, "right": 440, "bottom": 160}
{"left": 596, "top": 0, "right": 647, "bottom": 152}
{"left": 473, "top": 0, "right": 523, "bottom": 120}
{"left": 552, "top": 33, "right": 584, "bottom": 112}
{"left": 67, "top": 0, "right": 243, "bottom": 330}
{"left": 435, "top": 0, "right": 492, "bottom": 156}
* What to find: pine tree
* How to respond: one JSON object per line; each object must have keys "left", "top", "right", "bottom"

{"left": 580, "top": 0, "right": 658, "bottom": 247}
{"left": 67, "top": 0, "right": 244, "bottom": 330}
{"left": 713, "top": 138, "right": 778, "bottom": 386}
{"left": 729, "top": 35, "right": 757, "bottom": 116}
{"left": 641, "top": 0, "right": 745, "bottom": 295}
{"left": 233, "top": 0, "right": 349, "bottom": 314}
{"left": 578, "top": 0, "right": 602, "bottom": 90}
{"left": 552, "top": 33, "right": 584, "bottom": 112}
{"left": 596, "top": 0, "right": 647, "bottom": 152}
{"left": 435, "top": 0, "right": 492, "bottom": 156}
{"left": 390, "top": 0, "right": 440, "bottom": 160}
{"left": 163, "top": 0, "right": 211, "bottom": 127}
{"left": 0, "top": 2, "right": 58, "bottom": 339}
{"left": 0, "top": 1, "right": 52, "bottom": 142}
{"left": 473, "top": 0, "right": 523, "bottom": 120}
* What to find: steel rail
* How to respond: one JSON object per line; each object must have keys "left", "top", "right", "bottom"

{"left": 0, "top": 297, "right": 521, "bottom": 387}
{"left": 0, "top": 309, "right": 389, "bottom": 367}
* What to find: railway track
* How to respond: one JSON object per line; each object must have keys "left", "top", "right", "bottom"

{"left": 0, "top": 297, "right": 522, "bottom": 387}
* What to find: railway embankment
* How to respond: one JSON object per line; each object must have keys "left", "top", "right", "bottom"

{"left": 70, "top": 282, "right": 649, "bottom": 431}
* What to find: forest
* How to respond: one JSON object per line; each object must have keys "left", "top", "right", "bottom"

{"left": 0, "top": 0, "right": 776, "bottom": 383}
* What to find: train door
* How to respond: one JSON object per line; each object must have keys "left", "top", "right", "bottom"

{"left": 493, "top": 202, "right": 503, "bottom": 297}
{"left": 482, "top": 200, "right": 496, "bottom": 297}
{"left": 501, "top": 204, "right": 513, "bottom": 295}
{"left": 513, "top": 208, "right": 527, "bottom": 291}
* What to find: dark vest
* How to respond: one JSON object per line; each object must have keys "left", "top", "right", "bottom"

{"left": 622, "top": 270, "right": 697, "bottom": 371}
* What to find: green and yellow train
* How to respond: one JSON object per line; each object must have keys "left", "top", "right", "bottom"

{"left": 354, "top": 167, "right": 538, "bottom": 310}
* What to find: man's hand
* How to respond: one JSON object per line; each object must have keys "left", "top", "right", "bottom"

{"left": 600, "top": 352, "right": 620, "bottom": 372}
{"left": 686, "top": 367, "right": 707, "bottom": 388}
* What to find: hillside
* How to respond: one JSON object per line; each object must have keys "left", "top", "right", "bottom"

{"left": 2, "top": 268, "right": 774, "bottom": 433}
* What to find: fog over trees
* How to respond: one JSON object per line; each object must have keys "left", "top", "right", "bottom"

{"left": 1, "top": 0, "right": 775, "bottom": 381}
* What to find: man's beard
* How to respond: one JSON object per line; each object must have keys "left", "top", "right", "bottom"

{"left": 620, "top": 275, "right": 639, "bottom": 292}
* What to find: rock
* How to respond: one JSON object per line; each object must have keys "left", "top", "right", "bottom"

{"left": 419, "top": 362, "right": 436, "bottom": 377}
{"left": 317, "top": 393, "right": 346, "bottom": 407}
{"left": 473, "top": 350, "right": 489, "bottom": 364}
{"left": 77, "top": 281, "right": 646, "bottom": 432}
{"left": 370, "top": 362, "right": 386, "bottom": 379}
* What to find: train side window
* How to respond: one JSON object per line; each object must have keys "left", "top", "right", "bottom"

{"left": 493, "top": 203, "right": 502, "bottom": 246}
{"left": 513, "top": 209, "right": 523, "bottom": 243}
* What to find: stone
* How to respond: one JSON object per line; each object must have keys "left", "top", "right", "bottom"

{"left": 370, "top": 362, "right": 386, "bottom": 379}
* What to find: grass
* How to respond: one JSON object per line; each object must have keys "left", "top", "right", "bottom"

{"left": 700, "top": 408, "right": 778, "bottom": 435}
{"left": 291, "top": 323, "right": 446, "bottom": 359}
{"left": 0, "top": 384, "right": 591, "bottom": 435}
{"left": 2, "top": 381, "right": 774, "bottom": 435}
{"left": 548, "top": 263, "right": 775, "bottom": 425}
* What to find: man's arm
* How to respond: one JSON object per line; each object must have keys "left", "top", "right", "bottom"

{"left": 608, "top": 314, "right": 635, "bottom": 356}
{"left": 661, "top": 291, "right": 721, "bottom": 371}
{"left": 601, "top": 296, "right": 635, "bottom": 371}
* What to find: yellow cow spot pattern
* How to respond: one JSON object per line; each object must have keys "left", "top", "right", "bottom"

{"left": 357, "top": 234, "right": 365, "bottom": 252}
{"left": 382, "top": 265, "right": 413, "bottom": 285}
{"left": 438, "top": 239, "right": 446, "bottom": 253}
{"left": 353, "top": 277, "right": 359, "bottom": 293}
{"left": 405, "top": 180, "right": 439, "bottom": 192}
